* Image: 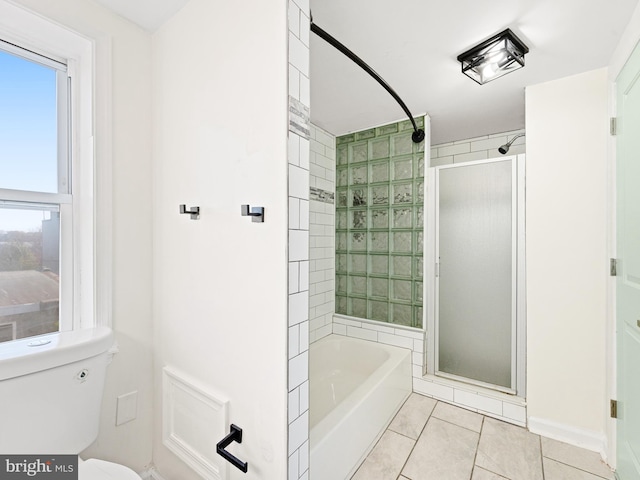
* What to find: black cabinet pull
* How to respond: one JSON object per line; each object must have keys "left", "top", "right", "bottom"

{"left": 217, "top": 424, "right": 248, "bottom": 473}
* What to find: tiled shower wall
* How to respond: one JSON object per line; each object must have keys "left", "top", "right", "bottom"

{"left": 309, "top": 124, "right": 336, "bottom": 344}
{"left": 430, "top": 128, "right": 525, "bottom": 166}
{"left": 287, "top": 1, "right": 310, "bottom": 479}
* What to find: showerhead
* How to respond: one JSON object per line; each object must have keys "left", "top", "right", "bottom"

{"left": 498, "top": 133, "right": 525, "bottom": 155}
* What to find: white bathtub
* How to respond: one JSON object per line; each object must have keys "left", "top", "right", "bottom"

{"left": 309, "top": 334, "right": 412, "bottom": 480}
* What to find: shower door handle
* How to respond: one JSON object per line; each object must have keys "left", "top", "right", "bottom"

{"left": 217, "top": 424, "right": 248, "bottom": 473}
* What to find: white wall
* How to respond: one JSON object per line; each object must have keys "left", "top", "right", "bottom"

{"left": 525, "top": 68, "right": 609, "bottom": 449}
{"left": 8, "top": 0, "right": 154, "bottom": 471}
{"left": 152, "top": 0, "right": 289, "bottom": 478}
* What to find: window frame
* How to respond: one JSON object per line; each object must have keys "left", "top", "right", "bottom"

{"left": 0, "top": 0, "right": 113, "bottom": 338}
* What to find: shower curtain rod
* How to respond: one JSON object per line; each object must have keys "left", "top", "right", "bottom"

{"left": 310, "top": 19, "right": 426, "bottom": 144}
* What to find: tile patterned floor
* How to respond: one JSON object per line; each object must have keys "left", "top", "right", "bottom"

{"left": 351, "top": 394, "right": 615, "bottom": 480}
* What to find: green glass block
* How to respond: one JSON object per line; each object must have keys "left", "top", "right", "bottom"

{"left": 377, "top": 123, "right": 398, "bottom": 135}
{"left": 349, "top": 297, "right": 367, "bottom": 318}
{"left": 349, "top": 276, "right": 367, "bottom": 295}
{"left": 370, "top": 277, "right": 389, "bottom": 298}
{"left": 370, "top": 300, "right": 389, "bottom": 322}
{"left": 393, "top": 157, "right": 413, "bottom": 181}
{"left": 393, "top": 232, "right": 412, "bottom": 253}
{"left": 370, "top": 138, "right": 390, "bottom": 160}
{"left": 350, "top": 187, "right": 367, "bottom": 207}
{"left": 370, "top": 161, "right": 390, "bottom": 183}
{"left": 337, "top": 189, "right": 348, "bottom": 207}
{"left": 416, "top": 179, "right": 424, "bottom": 203}
{"left": 350, "top": 232, "right": 367, "bottom": 251}
{"left": 393, "top": 134, "right": 413, "bottom": 156}
{"left": 414, "top": 307, "right": 423, "bottom": 328}
{"left": 336, "top": 275, "right": 347, "bottom": 294}
{"left": 399, "top": 119, "right": 414, "bottom": 131}
{"left": 391, "top": 303, "right": 412, "bottom": 326}
{"left": 350, "top": 210, "right": 367, "bottom": 229}
{"left": 415, "top": 281, "right": 423, "bottom": 302}
{"left": 336, "top": 210, "right": 347, "bottom": 229}
{"left": 336, "top": 295, "right": 347, "bottom": 314}
{"left": 336, "top": 254, "right": 347, "bottom": 273}
{"left": 370, "top": 255, "right": 389, "bottom": 275}
{"left": 392, "top": 279, "right": 412, "bottom": 301}
{"left": 392, "top": 207, "right": 412, "bottom": 228}
{"left": 351, "top": 165, "right": 367, "bottom": 184}
{"left": 416, "top": 206, "right": 424, "bottom": 228}
{"left": 416, "top": 231, "right": 423, "bottom": 252}
{"left": 414, "top": 256, "right": 423, "bottom": 279}
{"left": 392, "top": 256, "right": 412, "bottom": 277}
{"left": 337, "top": 134, "right": 355, "bottom": 145}
{"left": 336, "top": 232, "right": 347, "bottom": 251}
{"left": 370, "top": 232, "right": 389, "bottom": 252}
{"left": 336, "top": 167, "right": 348, "bottom": 187}
{"left": 393, "top": 183, "right": 412, "bottom": 204}
{"left": 371, "top": 185, "right": 389, "bottom": 205}
{"left": 355, "top": 128, "right": 376, "bottom": 141}
{"left": 371, "top": 209, "right": 389, "bottom": 229}
{"left": 351, "top": 143, "right": 368, "bottom": 163}
{"left": 416, "top": 155, "right": 425, "bottom": 177}
{"left": 337, "top": 145, "right": 348, "bottom": 165}
{"left": 350, "top": 254, "right": 367, "bottom": 273}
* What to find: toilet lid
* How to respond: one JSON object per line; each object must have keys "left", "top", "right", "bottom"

{"left": 79, "top": 459, "right": 141, "bottom": 480}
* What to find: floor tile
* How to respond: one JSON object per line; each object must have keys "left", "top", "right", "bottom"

{"left": 471, "top": 467, "right": 510, "bottom": 479}
{"left": 541, "top": 437, "right": 614, "bottom": 479}
{"left": 543, "top": 457, "right": 608, "bottom": 480}
{"left": 475, "top": 417, "right": 543, "bottom": 480}
{"left": 351, "top": 430, "right": 414, "bottom": 480}
{"left": 388, "top": 393, "right": 437, "bottom": 439}
{"left": 402, "top": 417, "right": 479, "bottom": 480}
{"left": 432, "top": 401, "right": 484, "bottom": 433}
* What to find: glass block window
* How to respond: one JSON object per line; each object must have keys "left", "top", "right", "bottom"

{"left": 335, "top": 118, "right": 425, "bottom": 328}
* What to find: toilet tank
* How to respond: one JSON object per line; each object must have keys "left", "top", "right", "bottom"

{"left": 0, "top": 327, "right": 114, "bottom": 454}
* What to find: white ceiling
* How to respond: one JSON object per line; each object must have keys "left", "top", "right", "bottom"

{"left": 93, "top": 0, "right": 189, "bottom": 31}
{"left": 310, "top": 0, "right": 639, "bottom": 144}
{"left": 93, "top": 0, "right": 638, "bottom": 144}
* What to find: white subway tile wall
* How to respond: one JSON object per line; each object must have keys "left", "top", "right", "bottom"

{"left": 288, "top": 1, "right": 310, "bottom": 478}
{"left": 309, "top": 124, "right": 336, "bottom": 344}
{"left": 430, "top": 128, "right": 525, "bottom": 167}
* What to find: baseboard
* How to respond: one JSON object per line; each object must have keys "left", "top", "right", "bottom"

{"left": 139, "top": 467, "right": 169, "bottom": 480}
{"left": 528, "top": 416, "right": 607, "bottom": 456}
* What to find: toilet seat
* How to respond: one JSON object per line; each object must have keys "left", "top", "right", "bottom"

{"left": 79, "top": 458, "right": 142, "bottom": 479}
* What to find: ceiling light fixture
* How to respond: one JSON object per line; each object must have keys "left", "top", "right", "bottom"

{"left": 457, "top": 28, "right": 529, "bottom": 85}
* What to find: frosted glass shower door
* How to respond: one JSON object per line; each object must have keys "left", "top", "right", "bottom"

{"left": 435, "top": 159, "right": 516, "bottom": 392}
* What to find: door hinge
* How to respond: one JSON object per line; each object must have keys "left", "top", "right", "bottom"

{"left": 610, "top": 258, "right": 618, "bottom": 276}
{"left": 611, "top": 399, "right": 618, "bottom": 418}
{"left": 610, "top": 117, "right": 617, "bottom": 136}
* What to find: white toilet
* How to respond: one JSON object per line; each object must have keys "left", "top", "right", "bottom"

{"left": 0, "top": 327, "right": 141, "bottom": 479}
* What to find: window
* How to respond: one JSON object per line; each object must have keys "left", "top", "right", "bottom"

{"left": 0, "top": 40, "right": 71, "bottom": 343}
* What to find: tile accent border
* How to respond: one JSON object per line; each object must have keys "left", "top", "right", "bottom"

{"left": 289, "top": 96, "right": 310, "bottom": 139}
{"left": 309, "top": 187, "right": 334, "bottom": 204}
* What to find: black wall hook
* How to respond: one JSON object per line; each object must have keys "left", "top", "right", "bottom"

{"left": 241, "top": 204, "right": 265, "bottom": 223}
{"left": 179, "top": 204, "right": 200, "bottom": 220}
{"left": 217, "top": 424, "right": 248, "bottom": 473}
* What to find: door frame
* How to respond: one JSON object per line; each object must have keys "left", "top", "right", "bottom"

{"left": 426, "top": 155, "right": 527, "bottom": 396}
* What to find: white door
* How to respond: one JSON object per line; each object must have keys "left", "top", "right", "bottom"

{"left": 616, "top": 39, "right": 640, "bottom": 480}
{"left": 433, "top": 156, "right": 525, "bottom": 394}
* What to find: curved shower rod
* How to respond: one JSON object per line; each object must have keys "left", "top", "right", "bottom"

{"left": 310, "top": 19, "right": 426, "bottom": 144}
